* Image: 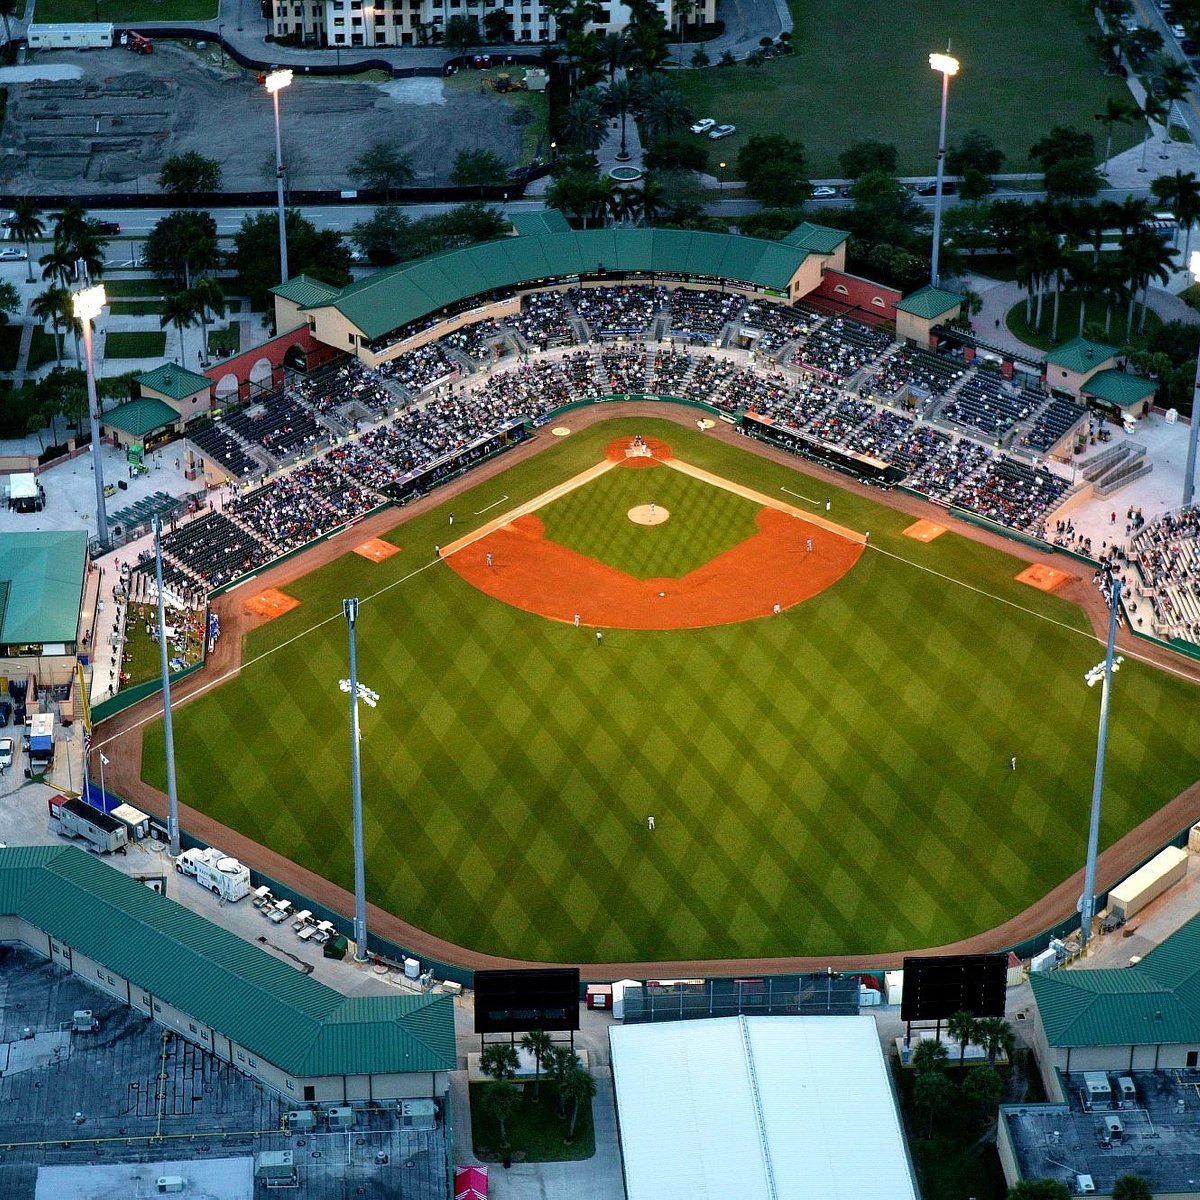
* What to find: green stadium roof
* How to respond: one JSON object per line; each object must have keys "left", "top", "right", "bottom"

{"left": 781, "top": 221, "right": 850, "bottom": 254}
{"left": 270, "top": 273, "right": 342, "bottom": 307}
{"left": 103, "top": 397, "right": 179, "bottom": 438}
{"left": 895, "top": 285, "right": 963, "bottom": 320}
{"left": 136, "top": 363, "right": 212, "bottom": 402}
{"left": 313, "top": 229, "right": 825, "bottom": 341}
{"left": 510, "top": 209, "right": 572, "bottom": 236}
{"left": 1045, "top": 336, "right": 1117, "bottom": 374}
{"left": 1031, "top": 912, "right": 1200, "bottom": 1048}
{"left": 0, "top": 846, "right": 455, "bottom": 1080}
{"left": 1081, "top": 369, "right": 1157, "bottom": 408}
{"left": 0, "top": 530, "right": 88, "bottom": 644}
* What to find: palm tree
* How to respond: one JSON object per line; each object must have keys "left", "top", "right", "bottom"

{"left": 560, "top": 91, "right": 607, "bottom": 156}
{"left": 0, "top": 0, "right": 14, "bottom": 54}
{"left": 10, "top": 200, "right": 43, "bottom": 284}
{"left": 946, "top": 1010, "right": 978, "bottom": 1080}
{"left": 601, "top": 31, "right": 625, "bottom": 78}
{"left": 39, "top": 242, "right": 76, "bottom": 287}
{"left": 31, "top": 284, "right": 71, "bottom": 363}
{"left": 1138, "top": 95, "right": 1169, "bottom": 174}
{"left": 561, "top": 1064, "right": 597, "bottom": 1143}
{"left": 601, "top": 77, "right": 636, "bottom": 161}
{"left": 161, "top": 291, "right": 201, "bottom": 365}
{"left": 1095, "top": 97, "right": 1138, "bottom": 174}
{"left": 481, "top": 1080, "right": 520, "bottom": 1150}
{"left": 520, "top": 1030, "right": 553, "bottom": 1100}
{"left": 638, "top": 75, "right": 692, "bottom": 142}
{"left": 675, "top": 0, "right": 695, "bottom": 61}
{"left": 975, "top": 1015, "right": 1016, "bottom": 1068}
{"left": 547, "top": 1044, "right": 580, "bottom": 1117}
{"left": 480, "top": 1041, "right": 520, "bottom": 1081}
{"left": 1160, "top": 60, "right": 1191, "bottom": 142}
{"left": 1016, "top": 223, "right": 1057, "bottom": 327}
{"left": 910, "top": 1036, "right": 949, "bottom": 1075}
{"left": 1152, "top": 169, "right": 1200, "bottom": 258}
{"left": 639, "top": 176, "right": 666, "bottom": 225}
{"left": 51, "top": 201, "right": 89, "bottom": 249}
{"left": 188, "top": 277, "right": 226, "bottom": 367}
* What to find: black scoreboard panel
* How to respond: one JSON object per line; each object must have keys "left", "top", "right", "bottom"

{"left": 900, "top": 953, "right": 1007, "bottom": 1023}
{"left": 473, "top": 968, "right": 581, "bottom": 1033}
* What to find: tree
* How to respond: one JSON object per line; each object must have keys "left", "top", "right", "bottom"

{"left": 643, "top": 137, "right": 708, "bottom": 172}
{"left": 480, "top": 1042, "right": 520, "bottom": 1081}
{"left": 637, "top": 74, "right": 692, "bottom": 142}
{"left": 963, "top": 1063, "right": 1004, "bottom": 1114}
{"left": 1139, "top": 94, "right": 1169, "bottom": 174}
{"left": 352, "top": 201, "right": 507, "bottom": 266}
{"left": 691, "top": 45, "right": 709, "bottom": 67}
{"left": 736, "top": 134, "right": 810, "bottom": 208}
{"left": 483, "top": 8, "right": 512, "bottom": 41}
{"left": 10, "top": 199, "right": 43, "bottom": 284}
{"left": 231, "top": 210, "right": 351, "bottom": 310}
{"left": 350, "top": 142, "right": 416, "bottom": 194}
{"left": 561, "top": 1064, "right": 597, "bottom": 1143}
{"left": 975, "top": 1015, "right": 1016, "bottom": 1068}
{"left": 161, "top": 291, "right": 200, "bottom": 363}
{"left": 1095, "top": 98, "right": 1139, "bottom": 174}
{"left": 452, "top": 149, "right": 509, "bottom": 186}
{"left": 601, "top": 77, "right": 637, "bottom": 160}
{"left": 158, "top": 150, "right": 223, "bottom": 198}
{"left": 39, "top": 242, "right": 77, "bottom": 288}
{"left": 1120, "top": 225, "right": 1175, "bottom": 336}
{"left": 481, "top": 1080, "right": 520, "bottom": 1149}
{"left": 35, "top": 367, "right": 87, "bottom": 444}
{"left": 601, "top": 30, "right": 625, "bottom": 77}
{"left": 546, "top": 168, "right": 607, "bottom": 226}
{"left": 1111, "top": 1175, "right": 1153, "bottom": 1200}
{"left": 547, "top": 1044, "right": 580, "bottom": 1117}
{"left": 1030, "top": 126, "right": 1102, "bottom": 199}
{"left": 910, "top": 1037, "right": 949, "bottom": 1076}
{"left": 913, "top": 1069, "right": 955, "bottom": 1138}
{"left": 560, "top": 92, "right": 607, "bottom": 155}
{"left": 674, "top": 0, "right": 695, "bottom": 60}
{"left": 444, "top": 14, "right": 480, "bottom": 55}
{"left": 0, "top": 0, "right": 14, "bottom": 56}
{"left": 1006, "top": 1180, "right": 1071, "bottom": 1200}
{"left": 946, "top": 1010, "right": 978, "bottom": 1079}
{"left": 143, "top": 210, "right": 220, "bottom": 290}
{"left": 1152, "top": 168, "right": 1200, "bottom": 259}
{"left": 946, "top": 129, "right": 1004, "bottom": 178}
{"left": 189, "top": 277, "right": 226, "bottom": 365}
{"left": 1160, "top": 59, "right": 1192, "bottom": 138}
{"left": 520, "top": 1030, "right": 553, "bottom": 1100}
{"left": 31, "top": 285, "right": 73, "bottom": 364}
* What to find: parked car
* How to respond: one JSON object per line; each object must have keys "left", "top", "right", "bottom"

{"left": 690, "top": 118, "right": 716, "bottom": 134}
{"left": 915, "top": 180, "right": 957, "bottom": 196}
{"left": 0, "top": 739, "right": 13, "bottom": 771}
{"left": 708, "top": 124, "right": 737, "bottom": 140}
{"left": 1172, "top": 23, "right": 1188, "bottom": 38}
{"left": 96, "top": 221, "right": 121, "bottom": 235}
{"left": 0, "top": 247, "right": 27, "bottom": 261}
{"left": 811, "top": 186, "right": 837, "bottom": 199}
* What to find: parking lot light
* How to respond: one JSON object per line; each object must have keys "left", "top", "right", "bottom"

{"left": 265, "top": 70, "right": 293, "bottom": 283}
{"left": 74, "top": 285, "right": 109, "bottom": 548}
{"left": 928, "top": 50, "right": 960, "bottom": 288}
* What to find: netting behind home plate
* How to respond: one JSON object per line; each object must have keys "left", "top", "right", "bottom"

{"left": 620, "top": 974, "right": 860, "bottom": 1024}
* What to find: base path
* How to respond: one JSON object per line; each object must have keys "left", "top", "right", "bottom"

{"left": 97, "top": 402, "right": 1200, "bottom": 979}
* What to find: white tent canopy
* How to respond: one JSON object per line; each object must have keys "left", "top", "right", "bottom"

{"left": 8, "top": 473, "right": 37, "bottom": 501}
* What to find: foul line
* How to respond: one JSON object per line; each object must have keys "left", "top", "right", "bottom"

{"left": 780, "top": 485, "right": 820, "bottom": 506}
{"left": 474, "top": 495, "right": 509, "bottom": 515}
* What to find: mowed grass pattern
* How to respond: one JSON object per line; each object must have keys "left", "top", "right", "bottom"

{"left": 142, "top": 419, "right": 1200, "bottom": 963}
{"left": 538, "top": 465, "right": 761, "bottom": 579}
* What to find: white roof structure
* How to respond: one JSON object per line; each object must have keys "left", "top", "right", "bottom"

{"left": 609, "top": 1015, "right": 917, "bottom": 1200}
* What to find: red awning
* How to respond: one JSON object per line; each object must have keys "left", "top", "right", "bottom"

{"left": 455, "top": 1165, "right": 489, "bottom": 1200}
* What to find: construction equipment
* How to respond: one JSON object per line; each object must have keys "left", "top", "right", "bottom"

{"left": 490, "top": 73, "right": 527, "bottom": 93}
{"left": 122, "top": 30, "right": 153, "bottom": 54}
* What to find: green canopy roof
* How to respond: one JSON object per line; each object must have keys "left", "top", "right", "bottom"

{"left": 1081, "top": 368, "right": 1157, "bottom": 408}
{"left": 136, "top": 363, "right": 212, "bottom": 402}
{"left": 315, "top": 228, "right": 823, "bottom": 341}
{"left": 782, "top": 221, "right": 850, "bottom": 255}
{"left": 0, "top": 846, "right": 455, "bottom": 1080}
{"left": 1045, "top": 336, "right": 1117, "bottom": 374}
{"left": 0, "top": 530, "right": 87, "bottom": 644}
{"left": 103, "top": 397, "right": 179, "bottom": 438}
{"left": 510, "top": 209, "right": 571, "bottom": 236}
{"left": 1031, "top": 911, "right": 1200, "bottom": 1049}
{"left": 270, "top": 273, "right": 341, "bottom": 307}
{"left": 895, "top": 285, "right": 963, "bottom": 320}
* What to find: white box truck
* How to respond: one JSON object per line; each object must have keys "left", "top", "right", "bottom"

{"left": 175, "top": 847, "right": 251, "bottom": 901}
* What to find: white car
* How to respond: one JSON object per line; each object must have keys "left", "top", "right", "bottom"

{"left": 811, "top": 186, "right": 837, "bottom": 199}
{"left": 690, "top": 118, "right": 716, "bottom": 134}
{"left": 1172, "top": 22, "right": 1187, "bottom": 37}
{"left": 709, "top": 124, "right": 737, "bottom": 140}
{"left": 0, "top": 247, "right": 27, "bottom": 262}
{"left": 0, "top": 738, "right": 12, "bottom": 770}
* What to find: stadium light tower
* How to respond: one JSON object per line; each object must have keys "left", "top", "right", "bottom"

{"left": 154, "top": 517, "right": 181, "bottom": 856}
{"left": 341, "top": 598, "right": 379, "bottom": 963}
{"left": 265, "top": 69, "right": 293, "bottom": 284}
{"left": 928, "top": 49, "right": 960, "bottom": 289}
{"left": 1183, "top": 251, "right": 1200, "bottom": 508}
{"left": 1079, "top": 573, "right": 1123, "bottom": 953}
{"left": 75, "top": 284, "right": 109, "bottom": 549}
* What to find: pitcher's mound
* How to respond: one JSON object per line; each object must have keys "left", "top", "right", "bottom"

{"left": 244, "top": 588, "right": 299, "bottom": 619}
{"left": 628, "top": 505, "right": 670, "bottom": 526}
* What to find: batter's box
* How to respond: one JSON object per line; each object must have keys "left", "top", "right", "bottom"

{"left": 1015, "top": 563, "right": 1074, "bottom": 592}
{"left": 243, "top": 588, "right": 300, "bottom": 619}
{"left": 903, "top": 519, "right": 947, "bottom": 542}
{"left": 354, "top": 538, "right": 400, "bottom": 563}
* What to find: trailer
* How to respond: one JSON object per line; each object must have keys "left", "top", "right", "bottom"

{"left": 52, "top": 796, "right": 128, "bottom": 854}
{"left": 27, "top": 22, "right": 115, "bottom": 48}
{"left": 27, "top": 712, "right": 54, "bottom": 770}
{"left": 80, "top": 783, "right": 151, "bottom": 840}
{"left": 175, "top": 847, "right": 251, "bottom": 901}
{"left": 1108, "top": 846, "right": 1189, "bottom": 922}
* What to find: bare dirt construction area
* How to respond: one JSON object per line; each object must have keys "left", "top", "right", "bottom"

{"left": 0, "top": 45, "right": 531, "bottom": 193}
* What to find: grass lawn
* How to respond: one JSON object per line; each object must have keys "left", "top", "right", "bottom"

{"left": 104, "top": 279, "right": 169, "bottom": 298}
{"left": 1005, "top": 294, "right": 1162, "bottom": 351}
{"left": 108, "top": 300, "right": 165, "bottom": 317}
{"left": 208, "top": 328, "right": 241, "bottom": 359}
{"left": 469, "top": 1082, "right": 595, "bottom": 1162}
{"left": 0, "top": 325, "right": 22, "bottom": 372}
{"left": 35, "top": 0, "right": 216, "bottom": 20}
{"left": 118, "top": 603, "right": 205, "bottom": 689}
{"left": 141, "top": 417, "right": 1200, "bottom": 963}
{"left": 673, "top": 0, "right": 1139, "bottom": 177}
{"left": 27, "top": 326, "right": 60, "bottom": 369}
{"left": 105, "top": 331, "right": 166, "bottom": 359}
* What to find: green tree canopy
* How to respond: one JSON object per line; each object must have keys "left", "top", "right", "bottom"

{"left": 452, "top": 148, "right": 509, "bottom": 187}
{"left": 1030, "top": 126, "right": 1102, "bottom": 199}
{"left": 1007, "top": 1180, "right": 1072, "bottom": 1200}
{"left": 839, "top": 140, "right": 898, "bottom": 178}
{"left": 232, "top": 210, "right": 350, "bottom": 310}
{"left": 351, "top": 201, "right": 508, "bottom": 265}
{"left": 158, "top": 151, "right": 223, "bottom": 197}
{"left": 350, "top": 142, "right": 416, "bottom": 193}
{"left": 1111, "top": 1175, "right": 1153, "bottom": 1200}
{"left": 143, "top": 210, "right": 221, "bottom": 290}
{"left": 643, "top": 137, "right": 708, "bottom": 173}
{"left": 736, "top": 134, "right": 811, "bottom": 208}
{"left": 946, "top": 130, "right": 1005, "bottom": 177}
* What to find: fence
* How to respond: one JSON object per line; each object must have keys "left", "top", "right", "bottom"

{"left": 619, "top": 974, "right": 862, "bottom": 1023}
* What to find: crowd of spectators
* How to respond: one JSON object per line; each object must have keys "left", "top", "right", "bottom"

{"left": 668, "top": 289, "right": 745, "bottom": 341}
{"left": 379, "top": 342, "right": 461, "bottom": 397}
{"left": 188, "top": 422, "right": 263, "bottom": 479}
{"left": 507, "top": 291, "right": 576, "bottom": 348}
{"left": 793, "top": 317, "right": 891, "bottom": 384}
{"left": 740, "top": 302, "right": 822, "bottom": 353}
{"left": 941, "top": 375, "right": 1037, "bottom": 438}
{"left": 155, "top": 511, "right": 274, "bottom": 589}
{"left": 291, "top": 360, "right": 397, "bottom": 419}
{"left": 1020, "top": 396, "right": 1088, "bottom": 453}
{"left": 865, "top": 347, "right": 966, "bottom": 400}
{"left": 567, "top": 286, "right": 668, "bottom": 338}
{"left": 953, "top": 457, "right": 1071, "bottom": 532}
{"left": 442, "top": 319, "right": 507, "bottom": 363}
{"left": 223, "top": 392, "right": 329, "bottom": 464}
{"left": 1129, "top": 508, "right": 1200, "bottom": 639}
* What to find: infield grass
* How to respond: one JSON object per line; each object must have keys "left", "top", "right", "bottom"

{"left": 674, "top": 0, "right": 1137, "bottom": 177}
{"left": 142, "top": 418, "right": 1200, "bottom": 963}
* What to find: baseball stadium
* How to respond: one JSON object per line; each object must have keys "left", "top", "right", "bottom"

{"left": 97, "top": 220, "right": 1200, "bottom": 976}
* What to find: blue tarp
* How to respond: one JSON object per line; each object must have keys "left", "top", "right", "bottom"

{"left": 82, "top": 781, "right": 121, "bottom": 814}
{"left": 30, "top": 735, "right": 52, "bottom": 752}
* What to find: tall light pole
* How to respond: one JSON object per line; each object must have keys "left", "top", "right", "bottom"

{"left": 341, "top": 599, "right": 379, "bottom": 963}
{"left": 1183, "top": 251, "right": 1200, "bottom": 507}
{"left": 928, "top": 50, "right": 960, "bottom": 289}
{"left": 75, "top": 285, "right": 109, "bottom": 550}
{"left": 1079, "top": 573, "right": 1123, "bottom": 952}
{"left": 154, "top": 517, "right": 181, "bottom": 856}
{"left": 265, "top": 69, "right": 293, "bottom": 284}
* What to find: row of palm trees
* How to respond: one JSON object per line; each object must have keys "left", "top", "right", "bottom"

{"left": 159, "top": 279, "right": 227, "bottom": 367}
{"left": 561, "top": 73, "right": 692, "bottom": 160}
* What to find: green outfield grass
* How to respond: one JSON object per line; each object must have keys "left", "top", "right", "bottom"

{"left": 674, "top": 0, "right": 1138, "bottom": 177}
{"left": 540, "top": 466, "right": 759, "bottom": 578}
{"left": 142, "top": 418, "right": 1200, "bottom": 963}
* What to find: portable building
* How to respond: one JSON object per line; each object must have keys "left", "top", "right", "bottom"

{"left": 27, "top": 22, "right": 115, "bottom": 48}
{"left": 1108, "top": 846, "right": 1189, "bottom": 921}
{"left": 110, "top": 803, "right": 151, "bottom": 840}
{"left": 56, "top": 796, "right": 128, "bottom": 854}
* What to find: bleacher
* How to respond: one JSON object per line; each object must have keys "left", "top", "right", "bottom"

{"left": 506, "top": 291, "right": 576, "bottom": 348}
{"left": 187, "top": 422, "right": 262, "bottom": 480}
{"left": 1023, "top": 396, "right": 1087, "bottom": 453}
{"left": 223, "top": 392, "right": 329, "bottom": 463}
{"left": 866, "top": 347, "right": 966, "bottom": 399}
{"left": 953, "top": 456, "right": 1072, "bottom": 530}
{"left": 739, "top": 302, "right": 823, "bottom": 352}
{"left": 939, "top": 374, "right": 1036, "bottom": 438}
{"left": 793, "top": 317, "right": 892, "bottom": 384}
{"left": 667, "top": 289, "right": 745, "bottom": 341}
{"left": 567, "top": 285, "right": 668, "bottom": 339}
{"left": 110, "top": 490, "right": 180, "bottom": 534}
{"left": 155, "top": 511, "right": 275, "bottom": 588}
